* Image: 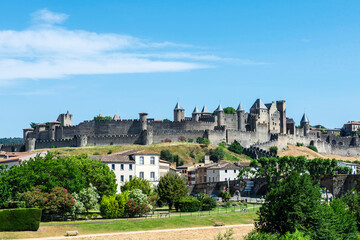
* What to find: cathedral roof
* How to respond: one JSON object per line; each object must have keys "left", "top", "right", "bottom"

{"left": 193, "top": 107, "right": 200, "bottom": 114}
{"left": 301, "top": 113, "right": 309, "bottom": 123}
{"left": 215, "top": 104, "right": 223, "bottom": 112}
{"left": 250, "top": 99, "right": 267, "bottom": 110}
{"left": 201, "top": 105, "right": 210, "bottom": 113}
{"left": 236, "top": 103, "right": 244, "bottom": 112}
{"left": 174, "top": 102, "right": 184, "bottom": 110}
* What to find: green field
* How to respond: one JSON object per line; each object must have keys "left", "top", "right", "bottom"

{"left": 34, "top": 142, "right": 252, "bottom": 164}
{"left": 0, "top": 210, "right": 257, "bottom": 239}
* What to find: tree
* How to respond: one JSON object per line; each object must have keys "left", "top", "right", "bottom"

{"left": 77, "top": 183, "right": 100, "bottom": 213}
{"left": 30, "top": 122, "right": 38, "bottom": 128}
{"left": 342, "top": 188, "right": 360, "bottom": 231}
{"left": 223, "top": 107, "right": 236, "bottom": 114}
{"left": 208, "top": 147, "right": 225, "bottom": 163}
{"left": 125, "top": 189, "right": 152, "bottom": 217}
{"left": 157, "top": 172, "right": 188, "bottom": 210}
{"left": 196, "top": 137, "right": 210, "bottom": 146}
{"left": 269, "top": 146, "right": 278, "bottom": 155}
{"left": 219, "top": 190, "right": 231, "bottom": 202}
{"left": 0, "top": 154, "right": 117, "bottom": 199}
{"left": 121, "top": 177, "right": 152, "bottom": 196}
{"left": 228, "top": 141, "right": 243, "bottom": 154}
{"left": 160, "top": 150, "right": 173, "bottom": 162}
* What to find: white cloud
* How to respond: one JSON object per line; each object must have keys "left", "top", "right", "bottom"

{"left": 0, "top": 9, "right": 264, "bottom": 82}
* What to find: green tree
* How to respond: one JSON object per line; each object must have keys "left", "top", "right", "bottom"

{"left": 157, "top": 172, "right": 188, "bottom": 210}
{"left": 77, "top": 183, "right": 100, "bottom": 213}
{"left": 121, "top": 177, "right": 152, "bottom": 196}
{"left": 228, "top": 141, "right": 243, "bottom": 154}
{"left": 223, "top": 107, "right": 236, "bottom": 114}
{"left": 269, "top": 146, "right": 278, "bottom": 155}
{"left": 196, "top": 137, "right": 210, "bottom": 146}
{"left": 208, "top": 147, "right": 225, "bottom": 163}
{"left": 29, "top": 122, "right": 38, "bottom": 128}
{"left": 342, "top": 188, "right": 360, "bottom": 231}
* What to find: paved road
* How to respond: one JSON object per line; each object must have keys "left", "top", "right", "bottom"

{"left": 16, "top": 224, "right": 254, "bottom": 240}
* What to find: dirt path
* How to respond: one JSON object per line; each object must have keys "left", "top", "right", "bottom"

{"left": 16, "top": 224, "right": 254, "bottom": 240}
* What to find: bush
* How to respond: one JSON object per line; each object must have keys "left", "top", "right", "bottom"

{"left": 188, "top": 138, "right": 193, "bottom": 143}
{"left": 6, "top": 201, "right": 26, "bottom": 209}
{"left": 269, "top": 146, "right": 278, "bottom": 155}
{"left": 201, "top": 196, "right": 217, "bottom": 211}
{"left": 196, "top": 137, "right": 210, "bottom": 146}
{"left": 228, "top": 141, "right": 243, "bottom": 154}
{"left": 307, "top": 145, "right": 318, "bottom": 152}
{"left": 121, "top": 177, "right": 152, "bottom": 196}
{"left": 107, "top": 150, "right": 113, "bottom": 154}
{"left": 219, "top": 190, "right": 231, "bottom": 202}
{"left": 296, "top": 142, "right": 304, "bottom": 147}
{"left": 178, "top": 136, "right": 186, "bottom": 142}
{"left": 93, "top": 152, "right": 101, "bottom": 155}
{"left": 100, "top": 191, "right": 128, "bottom": 219}
{"left": 176, "top": 197, "right": 202, "bottom": 212}
{"left": 244, "top": 230, "right": 311, "bottom": 240}
{"left": 0, "top": 208, "right": 42, "bottom": 231}
{"left": 125, "top": 199, "right": 151, "bottom": 217}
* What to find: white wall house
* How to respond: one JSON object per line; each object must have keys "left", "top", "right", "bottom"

{"left": 207, "top": 162, "right": 240, "bottom": 182}
{"left": 0, "top": 151, "right": 47, "bottom": 169}
{"left": 91, "top": 150, "right": 163, "bottom": 192}
{"left": 338, "top": 161, "right": 359, "bottom": 175}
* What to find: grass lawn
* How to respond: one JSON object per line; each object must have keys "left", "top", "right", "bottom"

{"left": 0, "top": 210, "right": 257, "bottom": 239}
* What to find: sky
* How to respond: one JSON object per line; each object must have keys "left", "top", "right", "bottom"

{"left": 0, "top": 0, "right": 360, "bottom": 137}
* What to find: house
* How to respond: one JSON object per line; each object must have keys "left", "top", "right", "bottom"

{"left": 338, "top": 161, "right": 359, "bottom": 175}
{"left": 0, "top": 151, "right": 47, "bottom": 169}
{"left": 342, "top": 121, "right": 360, "bottom": 135}
{"left": 177, "top": 163, "right": 204, "bottom": 184}
{"left": 159, "top": 159, "right": 171, "bottom": 177}
{"left": 196, "top": 161, "right": 240, "bottom": 184}
{"left": 90, "top": 150, "right": 162, "bottom": 192}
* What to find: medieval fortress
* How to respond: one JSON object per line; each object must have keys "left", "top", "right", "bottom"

{"left": 2, "top": 99, "right": 360, "bottom": 157}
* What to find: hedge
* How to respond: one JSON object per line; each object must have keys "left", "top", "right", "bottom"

{"left": 177, "top": 197, "right": 202, "bottom": 212}
{"left": 0, "top": 208, "right": 42, "bottom": 231}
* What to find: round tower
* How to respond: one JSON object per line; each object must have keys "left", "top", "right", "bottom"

{"left": 173, "top": 102, "right": 185, "bottom": 122}
{"left": 215, "top": 104, "right": 224, "bottom": 126}
{"left": 139, "top": 112, "right": 148, "bottom": 131}
{"left": 300, "top": 113, "right": 310, "bottom": 136}
{"left": 192, "top": 107, "right": 200, "bottom": 122}
{"left": 236, "top": 104, "right": 246, "bottom": 131}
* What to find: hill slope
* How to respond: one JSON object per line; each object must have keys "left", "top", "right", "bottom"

{"left": 35, "top": 142, "right": 252, "bottom": 164}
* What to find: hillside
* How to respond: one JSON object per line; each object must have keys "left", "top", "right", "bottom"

{"left": 279, "top": 145, "right": 360, "bottom": 161}
{"left": 34, "top": 142, "right": 252, "bottom": 165}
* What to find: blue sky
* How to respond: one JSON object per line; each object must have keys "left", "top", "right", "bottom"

{"left": 1, "top": 0, "right": 360, "bottom": 137}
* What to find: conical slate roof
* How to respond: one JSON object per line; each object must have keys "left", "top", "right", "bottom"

{"left": 201, "top": 105, "right": 210, "bottom": 113}
{"left": 250, "top": 99, "right": 267, "bottom": 110}
{"left": 192, "top": 107, "right": 200, "bottom": 114}
{"left": 174, "top": 102, "right": 184, "bottom": 110}
{"left": 215, "top": 104, "right": 223, "bottom": 112}
{"left": 113, "top": 114, "right": 120, "bottom": 121}
{"left": 301, "top": 113, "right": 309, "bottom": 123}
{"left": 236, "top": 103, "right": 244, "bottom": 112}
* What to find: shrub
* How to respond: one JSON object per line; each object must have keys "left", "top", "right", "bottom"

{"left": 187, "top": 138, "right": 193, "bottom": 143}
{"left": 93, "top": 152, "right": 101, "bottom": 155}
{"left": 163, "top": 138, "right": 172, "bottom": 143}
{"left": 218, "top": 142, "right": 226, "bottom": 148}
{"left": 244, "top": 230, "right": 310, "bottom": 240}
{"left": 177, "top": 197, "right": 202, "bottom": 212}
{"left": 178, "top": 136, "right": 186, "bottom": 142}
{"left": 296, "top": 142, "right": 304, "bottom": 147}
{"left": 125, "top": 199, "right": 150, "bottom": 217}
{"left": 307, "top": 145, "right": 318, "bottom": 152}
{"left": 107, "top": 150, "right": 113, "bottom": 154}
{"left": 201, "top": 196, "right": 217, "bottom": 211}
{"left": 76, "top": 183, "right": 100, "bottom": 212}
{"left": 269, "top": 146, "right": 278, "bottom": 155}
{"left": 121, "top": 177, "right": 152, "bottom": 196}
{"left": 228, "top": 141, "right": 243, "bottom": 154}
{"left": 0, "top": 208, "right": 42, "bottom": 231}
{"left": 222, "top": 201, "right": 232, "bottom": 208}
{"left": 100, "top": 191, "right": 128, "bottom": 219}
{"left": 208, "top": 147, "right": 225, "bottom": 163}
{"left": 6, "top": 201, "right": 26, "bottom": 209}
{"left": 219, "top": 190, "right": 231, "bottom": 202}
{"left": 196, "top": 137, "right": 210, "bottom": 146}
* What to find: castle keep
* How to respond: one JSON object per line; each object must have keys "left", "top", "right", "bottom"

{"left": 2, "top": 99, "right": 359, "bottom": 157}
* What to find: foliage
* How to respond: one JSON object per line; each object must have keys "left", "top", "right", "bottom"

{"left": 93, "top": 116, "right": 113, "bottom": 121}
{"left": 296, "top": 142, "right": 304, "bottom": 147}
{"left": 0, "top": 175, "right": 12, "bottom": 209}
{"left": 29, "top": 122, "right": 39, "bottom": 128}
{"left": 223, "top": 107, "right": 236, "bottom": 114}
{"left": 244, "top": 230, "right": 310, "bottom": 240}
{"left": 0, "top": 137, "right": 23, "bottom": 145}
{"left": 196, "top": 137, "right": 211, "bottom": 146}
{"left": 187, "top": 138, "right": 193, "bottom": 143}
{"left": 100, "top": 191, "right": 129, "bottom": 219}
{"left": 178, "top": 136, "right": 186, "bottom": 142}
{"left": 307, "top": 145, "right": 318, "bottom": 152}
{"left": 342, "top": 188, "right": 360, "bottom": 231}
{"left": 228, "top": 141, "right": 243, "bottom": 154}
{"left": 219, "top": 190, "right": 231, "bottom": 202}
{"left": 125, "top": 189, "right": 152, "bottom": 217}
{"left": 334, "top": 166, "right": 353, "bottom": 174}
{"left": 6, "top": 201, "right": 26, "bottom": 209}
{"left": 200, "top": 195, "right": 218, "bottom": 211}
{"left": 214, "top": 228, "right": 234, "bottom": 240}
{"left": 176, "top": 197, "right": 202, "bottom": 212}
{"left": 76, "top": 183, "right": 100, "bottom": 213}
{"left": 121, "top": 177, "right": 152, "bottom": 196}
{"left": 160, "top": 150, "right": 183, "bottom": 166}
{"left": 157, "top": 172, "right": 188, "bottom": 210}
{"left": 0, "top": 208, "right": 42, "bottom": 231}
{"left": 269, "top": 146, "right": 278, "bottom": 155}
{"left": 208, "top": 147, "right": 225, "bottom": 163}
{"left": 163, "top": 119, "right": 171, "bottom": 122}
{"left": 20, "top": 187, "right": 74, "bottom": 215}
{"left": 0, "top": 154, "right": 116, "bottom": 199}
{"left": 255, "top": 172, "right": 358, "bottom": 239}
{"left": 71, "top": 193, "right": 85, "bottom": 216}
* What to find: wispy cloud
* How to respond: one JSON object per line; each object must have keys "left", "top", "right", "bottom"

{"left": 0, "top": 9, "right": 266, "bottom": 82}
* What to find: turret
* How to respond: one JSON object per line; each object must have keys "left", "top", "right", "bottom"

{"left": 236, "top": 104, "right": 245, "bottom": 131}
{"left": 48, "top": 121, "right": 60, "bottom": 140}
{"left": 192, "top": 107, "right": 200, "bottom": 122}
{"left": 215, "top": 104, "right": 224, "bottom": 126}
{"left": 57, "top": 110, "right": 73, "bottom": 127}
{"left": 139, "top": 112, "right": 148, "bottom": 131}
{"left": 173, "top": 102, "right": 185, "bottom": 122}
{"left": 201, "top": 105, "right": 210, "bottom": 116}
{"left": 276, "top": 100, "right": 286, "bottom": 134}
{"left": 300, "top": 113, "right": 310, "bottom": 136}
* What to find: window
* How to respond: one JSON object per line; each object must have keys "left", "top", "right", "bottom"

{"left": 111, "top": 164, "right": 115, "bottom": 170}
{"left": 129, "top": 175, "right": 132, "bottom": 181}
{"left": 120, "top": 164, "right": 124, "bottom": 170}
{"left": 140, "top": 172, "right": 144, "bottom": 179}
{"left": 213, "top": 170, "right": 215, "bottom": 173}
{"left": 225, "top": 169, "right": 227, "bottom": 173}
{"left": 225, "top": 178, "right": 227, "bottom": 181}
{"left": 209, "top": 177, "right": 211, "bottom": 182}
{"left": 150, "top": 172, "right": 155, "bottom": 181}
{"left": 213, "top": 177, "right": 214, "bottom": 182}
{"left": 204, "top": 176, "right": 206, "bottom": 182}
{"left": 150, "top": 156, "right": 155, "bottom": 165}
{"left": 120, "top": 175, "right": 124, "bottom": 182}
{"left": 234, "top": 170, "right": 236, "bottom": 173}
{"left": 140, "top": 156, "right": 144, "bottom": 165}
{"left": 129, "top": 164, "right": 133, "bottom": 170}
